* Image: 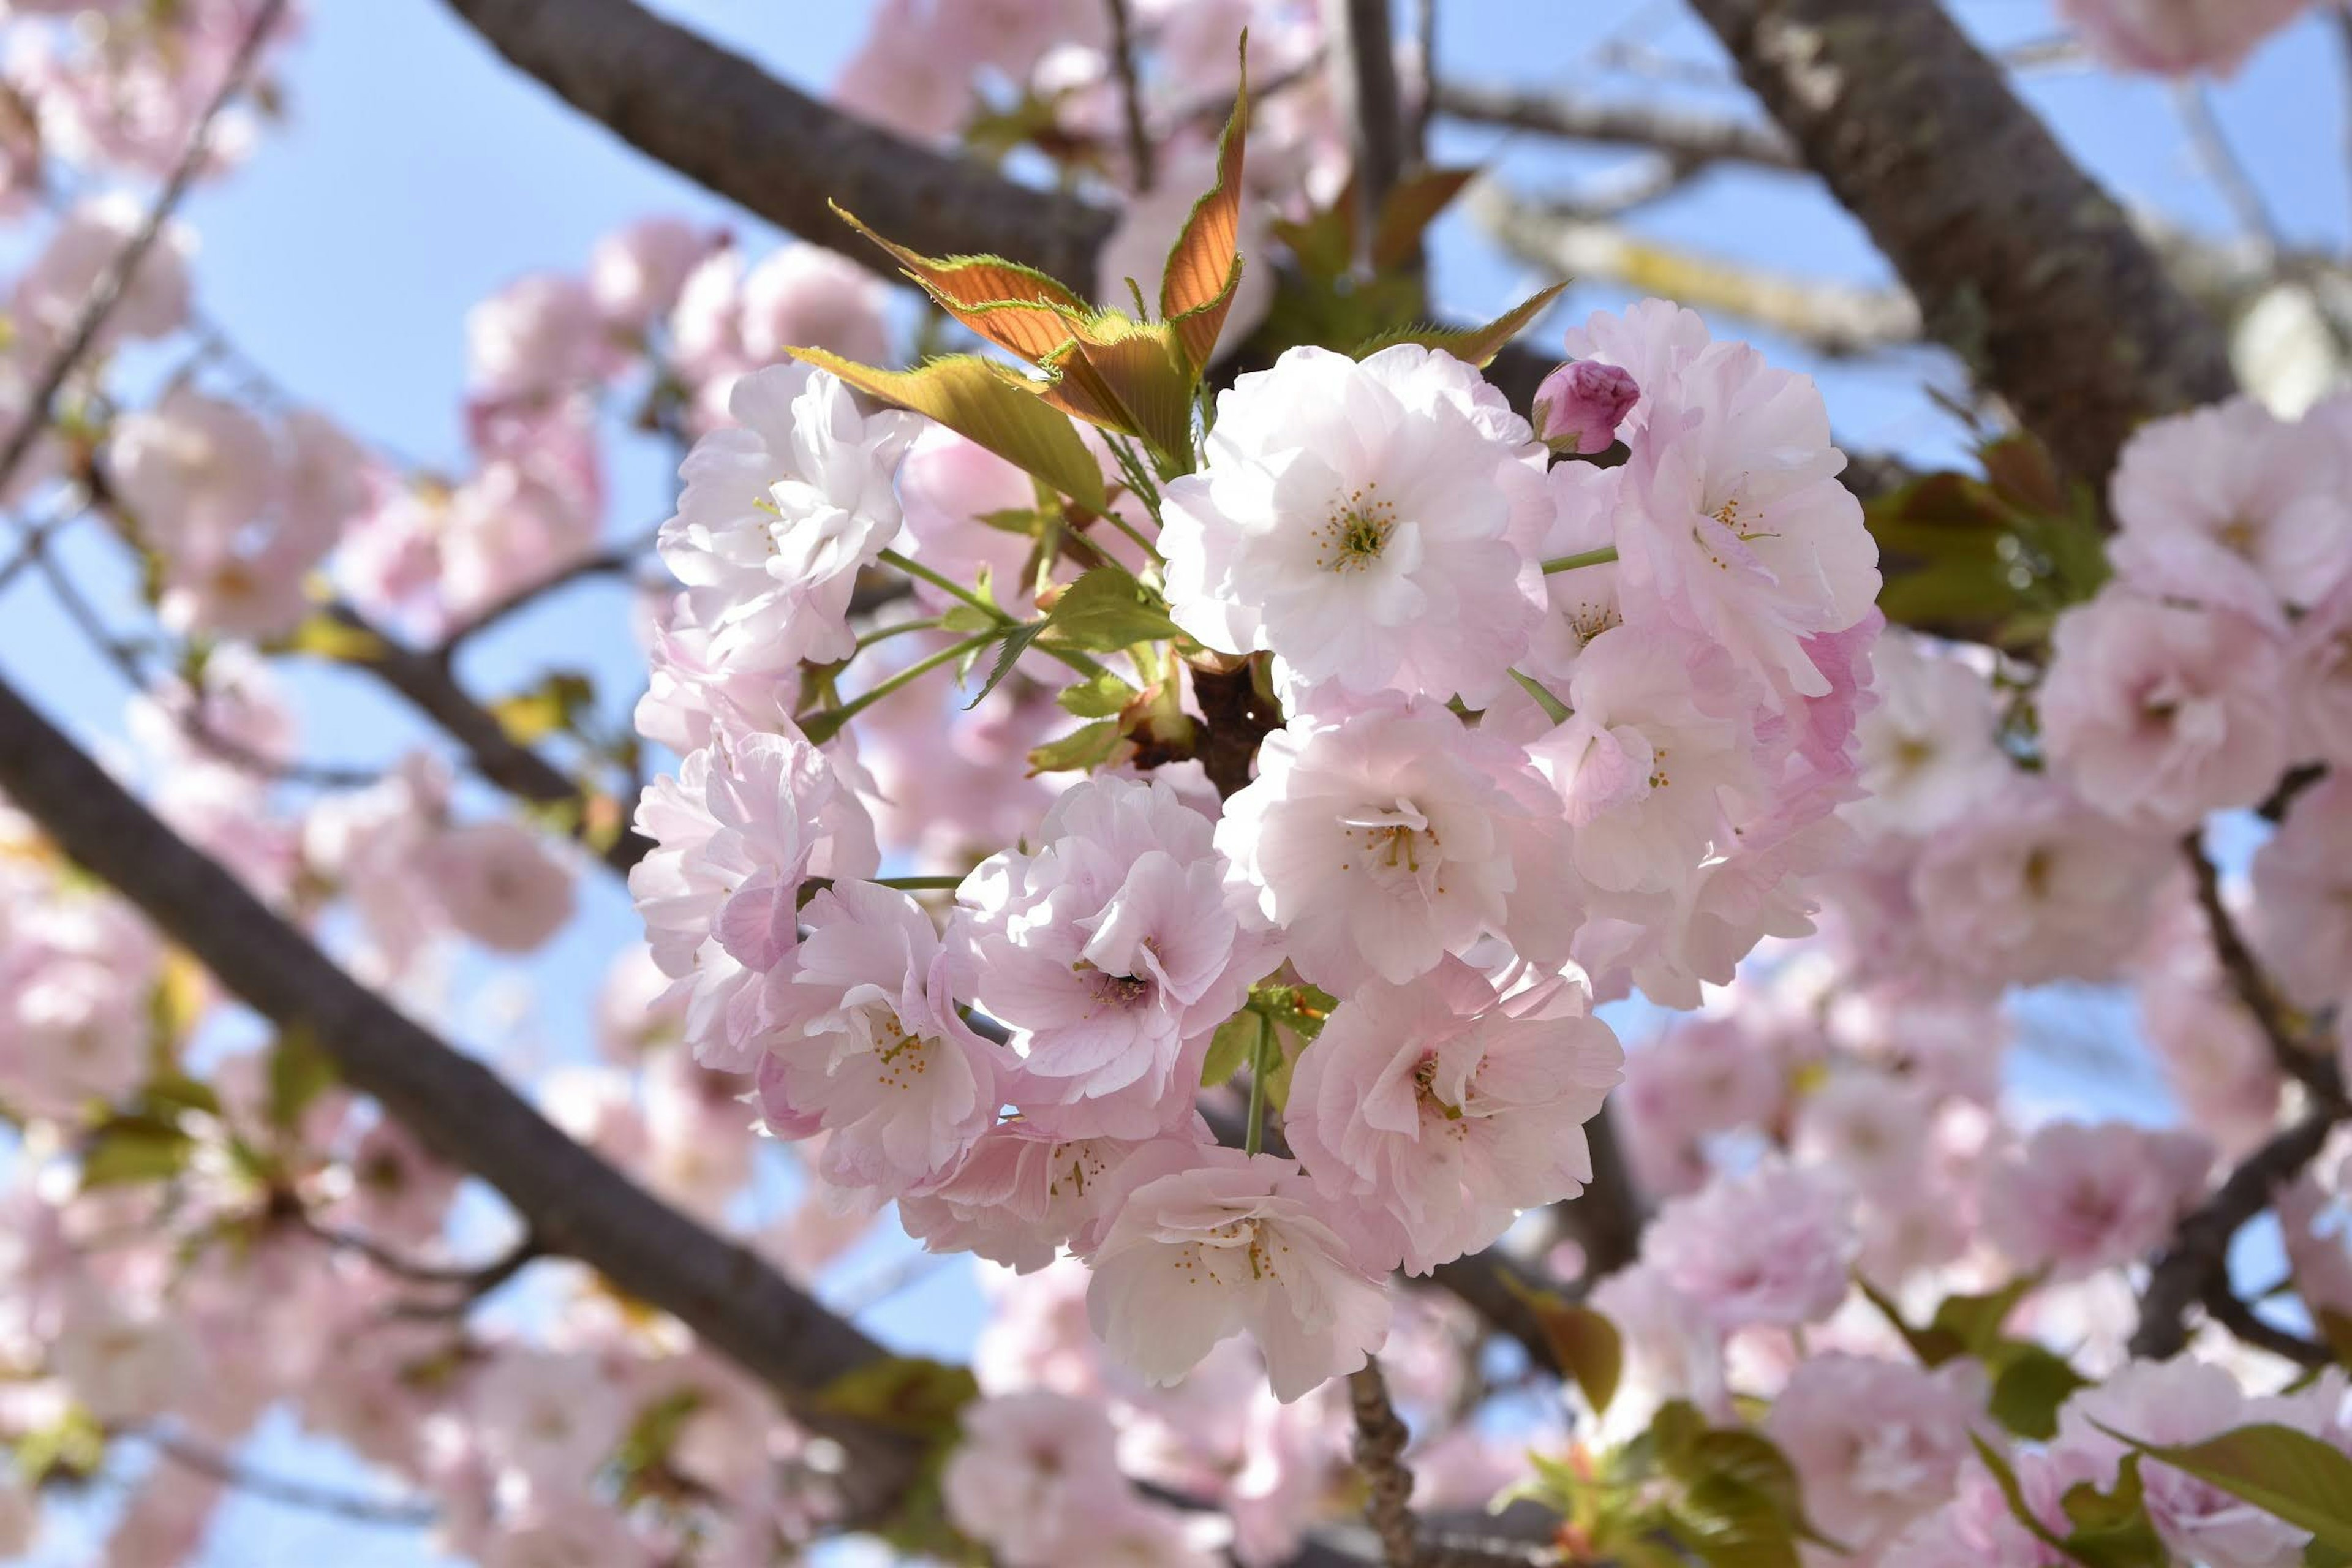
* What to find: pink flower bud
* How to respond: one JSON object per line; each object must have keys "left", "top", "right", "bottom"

{"left": 1532, "top": 358, "right": 1640, "bottom": 455}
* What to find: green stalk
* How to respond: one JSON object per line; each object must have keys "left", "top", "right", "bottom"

{"left": 799, "top": 631, "right": 999, "bottom": 742}
{"left": 1245, "top": 1012, "right": 1275, "bottom": 1158}
{"left": 1541, "top": 545, "right": 1620, "bottom": 575}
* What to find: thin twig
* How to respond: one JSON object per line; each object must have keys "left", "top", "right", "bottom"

{"left": 2182, "top": 835, "right": 2345, "bottom": 1104}
{"left": 431, "top": 521, "right": 663, "bottom": 663}
{"left": 2172, "top": 81, "right": 2284, "bottom": 260}
{"left": 138, "top": 1430, "right": 437, "bottom": 1529}
{"left": 1348, "top": 1360, "right": 1421, "bottom": 1568}
{"left": 0, "top": 0, "right": 285, "bottom": 500}
{"left": 1104, "top": 0, "right": 1155, "bottom": 194}
{"left": 303, "top": 1215, "right": 544, "bottom": 1316}
{"left": 2199, "top": 1277, "right": 2333, "bottom": 1368}
{"left": 1432, "top": 79, "right": 1799, "bottom": 170}
{"left": 1411, "top": 0, "right": 1437, "bottom": 164}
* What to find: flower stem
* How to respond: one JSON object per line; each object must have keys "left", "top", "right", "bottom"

{"left": 1245, "top": 1012, "right": 1275, "bottom": 1158}
{"left": 1541, "top": 545, "right": 1619, "bottom": 575}
{"left": 1509, "top": 668, "right": 1573, "bottom": 726}
{"left": 799, "top": 631, "right": 1000, "bottom": 743}
{"left": 876, "top": 548, "right": 1110, "bottom": 680}
{"left": 853, "top": 616, "right": 946, "bottom": 652}
{"left": 873, "top": 875, "right": 965, "bottom": 891}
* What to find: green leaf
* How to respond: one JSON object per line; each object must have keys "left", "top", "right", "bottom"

{"left": 1027, "top": 720, "right": 1125, "bottom": 775}
{"left": 2059, "top": 1455, "right": 2169, "bottom": 1568}
{"left": 609, "top": 1388, "right": 705, "bottom": 1504}
{"left": 1987, "top": 1341, "right": 2089, "bottom": 1442}
{"left": 1200, "top": 1011, "right": 1259, "bottom": 1088}
{"left": 2317, "top": 1308, "right": 2352, "bottom": 1370}
{"left": 812, "top": 1355, "right": 979, "bottom": 1442}
{"left": 963, "top": 621, "right": 1047, "bottom": 710}
{"left": 79, "top": 1111, "right": 194, "bottom": 1189}
{"left": 833, "top": 204, "right": 1089, "bottom": 367}
{"left": 1041, "top": 564, "right": 1182, "bottom": 651}
{"left": 490, "top": 669, "right": 595, "bottom": 745}
{"left": 1057, "top": 671, "right": 1137, "bottom": 718}
{"left": 280, "top": 611, "right": 388, "bottom": 663}
{"left": 1499, "top": 1280, "right": 1622, "bottom": 1415}
{"left": 15, "top": 1404, "right": 105, "bottom": 1485}
{"left": 266, "top": 1023, "right": 339, "bottom": 1133}
{"left": 1667, "top": 1476, "right": 1803, "bottom": 1568}
{"left": 1352, "top": 281, "right": 1569, "bottom": 368}
{"left": 2098, "top": 1422, "right": 2352, "bottom": 1551}
{"left": 784, "top": 351, "right": 1107, "bottom": 510}
{"left": 1972, "top": 1433, "right": 2079, "bottom": 1558}
{"left": 1928, "top": 1276, "right": 2040, "bottom": 1360}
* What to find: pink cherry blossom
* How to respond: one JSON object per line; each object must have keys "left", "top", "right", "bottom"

{"left": 957, "top": 774, "right": 1276, "bottom": 1136}
{"left": 1978, "top": 1120, "right": 2211, "bottom": 1280}
{"left": 1614, "top": 340, "right": 1882, "bottom": 707}
{"left": 588, "top": 216, "right": 721, "bottom": 329}
{"left": 416, "top": 820, "right": 575, "bottom": 954}
{"left": 1532, "top": 358, "right": 1640, "bottom": 455}
{"left": 2250, "top": 772, "right": 2352, "bottom": 1009}
{"left": 1286, "top": 956, "right": 1623, "bottom": 1274}
{"left": 2057, "top": 0, "right": 2316, "bottom": 77}
{"left": 1763, "top": 1352, "right": 1986, "bottom": 1560}
{"left": 467, "top": 271, "right": 613, "bottom": 404}
{"left": 1086, "top": 1144, "right": 1390, "bottom": 1403}
{"left": 2038, "top": 587, "right": 2289, "bottom": 831}
{"left": 1215, "top": 693, "right": 1578, "bottom": 993}
{"left": 1642, "top": 1159, "right": 1857, "bottom": 1330}
{"left": 755, "top": 880, "right": 1004, "bottom": 1198}
{"left": 628, "top": 728, "right": 851, "bottom": 1071}
{"left": 1846, "top": 630, "right": 2007, "bottom": 838}
{"left": 1908, "top": 772, "right": 2177, "bottom": 988}
{"left": 1161, "top": 344, "right": 1547, "bottom": 707}
{"left": 659, "top": 366, "right": 919, "bottom": 675}
{"left": 940, "top": 1392, "right": 1131, "bottom": 1566}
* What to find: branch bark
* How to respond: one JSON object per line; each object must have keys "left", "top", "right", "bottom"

{"left": 438, "top": 0, "right": 1114, "bottom": 287}
{"left": 1684, "top": 0, "right": 2236, "bottom": 484}
{"left": 1433, "top": 79, "right": 1801, "bottom": 172}
{"left": 2131, "top": 1106, "right": 2345, "bottom": 1362}
{"left": 0, "top": 673, "right": 922, "bottom": 1521}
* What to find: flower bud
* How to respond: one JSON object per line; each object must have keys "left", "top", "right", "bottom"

{"left": 1532, "top": 359, "right": 1639, "bottom": 456}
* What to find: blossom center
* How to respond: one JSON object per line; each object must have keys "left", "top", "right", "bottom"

{"left": 1337, "top": 798, "right": 1441, "bottom": 883}
{"left": 1315, "top": 484, "right": 1398, "bottom": 573}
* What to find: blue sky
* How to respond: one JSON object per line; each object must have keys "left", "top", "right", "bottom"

{"left": 2, "top": 0, "right": 2346, "bottom": 1561}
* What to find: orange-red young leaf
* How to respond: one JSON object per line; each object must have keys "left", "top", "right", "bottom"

{"left": 832, "top": 203, "right": 1085, "bottom": 366}
{"left": 1159, "top": 37, "right": 1252, "bottom": 373}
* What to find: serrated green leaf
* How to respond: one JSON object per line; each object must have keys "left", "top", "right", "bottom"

{"left": 964, "top": 621, "right": 1047, "bottom": 710}
{"left": 1160, "top": 36, "right": 1250, "bottom": 375}
{"left": 1928, "top": 1276, "right": 2040, "bottom": 1361}
{"left": 2100, "top": 1422, "right": 2352, "bottom": 1551}
{"left": 1027, "top": 720, "right": 1124, "bottom": 775}
{"left": 1352, "top": 281, "right": 1568, "bottom": 368}
{"left": 1042, "top": 564, "right": 1182, "bottom": 651}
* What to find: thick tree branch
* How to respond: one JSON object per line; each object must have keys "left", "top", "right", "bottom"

{"left": 1684, "top": 0, "right": 2236, "bottom": 484}
{"left": 437, "top": 0, "right": 1114, "bottom": 287}
{"left": 0, "top": 673, "right": 922, "bottom": 1521}
{"left": 1348, "top": 1361, "right": 1422, "bottom": 1568}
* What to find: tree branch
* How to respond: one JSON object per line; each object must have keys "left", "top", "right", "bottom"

{"left": 1433, "top": 79, "right": 1801, "bottom": 172}
{"left": 1470, "top": 184, "right": 1921, "bottom": 357}
{"left": 1325, "top": 0, "right": 1409, "bottom": 244}
{"left": 2131, "top": 1106, "right": 2346, "bottom": 1362}
{"left": 1347, "top": 1360, "right": 1422, "bottom": 1568}
{"left": 2182, "top": 835, "right": 2344, "bottom": 1104}
{"left": 320, "top": 601, "right": 655, "bottom": 873}
{"left": 0, "top": 673, "right": 923, "bottom": 1522}
{"left": 135, "top": 1428, "right": 437, "bottom": 1529}
{"left": 437, "top": 0, "right": 1114, "bottom": 287}
{"left": 1683, "top": 0, "right": 2236, "bottom": 484}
